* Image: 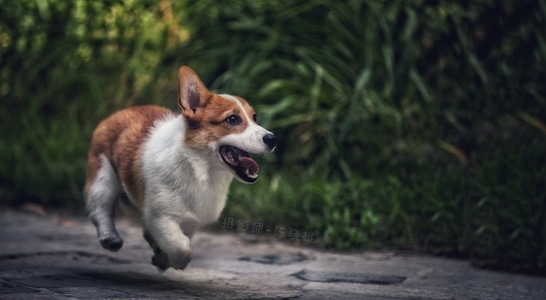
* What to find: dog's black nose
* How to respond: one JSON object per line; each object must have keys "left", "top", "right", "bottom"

{"left": 263, "top": 133, "right": 277, "bottom": 150}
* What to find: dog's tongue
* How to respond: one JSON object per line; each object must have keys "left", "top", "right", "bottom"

{"left": 239, "top": 157, "right": 259, "bottom": 175}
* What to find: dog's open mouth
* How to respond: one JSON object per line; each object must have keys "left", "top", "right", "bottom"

{"left": 219, "top": 145, "right": 259, "bottom": 183}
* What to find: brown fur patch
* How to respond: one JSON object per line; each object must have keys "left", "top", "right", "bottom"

{"left": 85, "top": 105, "right": 175, "bottom": 209}
{"left": 234, "top": 96, "right": 257, "bottom": 121}
{"left": 183, "top": 94, "right": 256, "bottom": 149}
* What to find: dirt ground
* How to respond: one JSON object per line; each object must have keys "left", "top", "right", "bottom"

{"left": 1, "top": 209, "right": 545, "bottom": 299}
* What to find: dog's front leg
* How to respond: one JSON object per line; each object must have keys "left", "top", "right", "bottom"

{"left": 143, "top": 209, "right": 199, "bottom": 270}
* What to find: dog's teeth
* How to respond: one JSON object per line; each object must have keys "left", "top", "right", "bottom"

{"left": 245, "top": 169, "right": 257, "bottom": 178}
{"left": 229, "top": 152, "right": 238, "bottom": 165}
{"left": 227, "top": 151, "right": 234, "bottom": 162}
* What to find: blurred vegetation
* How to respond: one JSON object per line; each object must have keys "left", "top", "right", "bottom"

{"left": 1, "top": 0, "right": 545, "bottom": 274}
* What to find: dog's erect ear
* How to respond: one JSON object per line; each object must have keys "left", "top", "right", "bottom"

{"left": 178, "top": 66, "right": 211, "bottom": 119}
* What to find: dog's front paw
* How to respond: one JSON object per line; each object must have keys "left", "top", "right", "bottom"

{"left": 151, "top": 252, "right": 170, "bottom": 271}
{"left": 168, "top": 246, "right": 193, "bottom": 270}
{"left": 169, "top": 252, "right": 192, "bottom": 270}
{"left": 151, "top": 246, "right": 192, "bottom": 271}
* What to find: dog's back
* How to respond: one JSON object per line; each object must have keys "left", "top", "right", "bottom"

{"left": 85, "top": 105, "right": 174, "bottom": 207}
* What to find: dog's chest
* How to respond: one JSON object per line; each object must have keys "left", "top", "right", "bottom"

{"left": 140, "top": 117, "right": 234, "bottom": 225}
{"left": 140, "top": 155, "right": 233, "bottom": 225}
{"left": 179, "top": 169, "right": 233, "bottom": 224}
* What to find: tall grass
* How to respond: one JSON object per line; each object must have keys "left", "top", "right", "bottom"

{"left": 172, "top": 0, "right": 546, "bottom": 273}
{"left": 0, "top": 0, "right": 185, "bottom": 205}
{"left": 1, "top": 0, "right": 545, "bottom": 274}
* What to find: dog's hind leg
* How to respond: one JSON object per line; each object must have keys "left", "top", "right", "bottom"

{"left": 85, "top": 153, "right": 124, "bottom": 251}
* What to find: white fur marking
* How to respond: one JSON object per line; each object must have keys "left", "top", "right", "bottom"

{"left": 220, "top": 94, "right": 252, "bottom": 121}
{"left": 218, "top": 94, "right": 273, "bottom": 154}
{"left": 88, "top": 154, "right": 120, "bottom": 209}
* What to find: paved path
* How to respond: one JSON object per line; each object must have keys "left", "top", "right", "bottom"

{"left": 0, "top": 210, "right": 545, "bottom": 299}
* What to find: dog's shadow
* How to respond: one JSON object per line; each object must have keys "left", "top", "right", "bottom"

{"left": 74, "top": 269, "right": 238, "bottom": 297}
{"left": 78, "top": 270, "right": 173, "bottom": 287}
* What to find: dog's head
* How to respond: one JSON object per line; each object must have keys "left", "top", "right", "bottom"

{"left": 177, "top": 66, "right": 276, "bottom": 183}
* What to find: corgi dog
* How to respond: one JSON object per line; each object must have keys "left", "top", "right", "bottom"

{"left": 85, "top": 66, "right": 277, "bottom": 270}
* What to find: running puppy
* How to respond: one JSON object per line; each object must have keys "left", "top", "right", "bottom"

{"left": 85, "top": 66, "right": 277, "bottom": 270}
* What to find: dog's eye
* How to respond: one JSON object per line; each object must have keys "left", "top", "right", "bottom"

{"left": 253, "top": 113, "right": 257, "bottom": 122}
{"left": 225, "top": 114, "right": 242, "bottom": 125}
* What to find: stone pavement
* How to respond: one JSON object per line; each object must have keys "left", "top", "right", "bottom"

{"left": 1, "top": 210, "right": 545, "bottom": 299}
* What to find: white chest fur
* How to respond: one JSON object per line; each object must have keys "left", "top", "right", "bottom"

{"left": 141, "top": 115, "right": 234, "bottom": 226}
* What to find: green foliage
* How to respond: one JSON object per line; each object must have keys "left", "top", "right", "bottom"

{"left": 1, "top": 0, "right": 545, "bottom": 274}
{"left": 176, "top": 0, "right": 546, "bottom": 274}
{"left": 0, "top": 0, "right": 187, "bottom": 205}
